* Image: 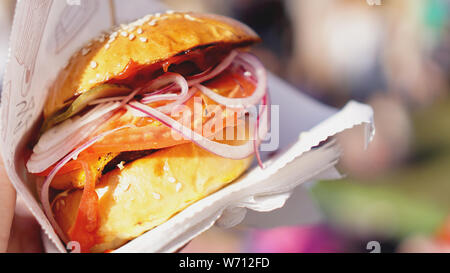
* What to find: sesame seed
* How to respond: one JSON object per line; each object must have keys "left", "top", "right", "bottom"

{"left": 148, "top": 19, "right": 157, "bottom": 26}
{"left": 152, "top": 192, "right": 161, "bottom": 200}
{"left": 137, "top": 28, "right": 143, "bottom": 34}
{"left": 105, "top": 44, "right": 110, "bottom": 49}
{"left": 134, "top": 20, "right": 143, "bottom": 27}
{"left": 128, "top": 26, "right": 135, "bottom": 32}
{"left": 139, "top": 37, "right": 148, "bottom": 43}
{"left": 155, "top": 13, "right": 161, "bottom": 17}
{"left": 184, "top": 14, "right": 196, "bottom": 21}
{"left": 81, "top": 48, "right": 91, "bottom": 56}
{"left": 166, "top": 10, "right": 174, "bottom": 14}
{"left": 176, "top": 183, "right": 182, "bottom": 192}
{"left": 117, "top": 161, "right": 125, "bottom": 170}
{"left": 90, "top": 61, "right": 97, "bottom": 69}
{"left": 129, "top": 33, "right": 135, "bottom": 40}
{"left": 142, "top": 15, "right": 151, "bottom": 22}
{"left": 86, "top": 41, "right": 93, "bottom": 47}
{"left": 163, "top": 161, "right": 170, "bottom": 172}
{"left": 121, "top": 31, "right": 128, "bottom": 37}
{"left": 168, "top": 177, "right": 176, "bottom": 183}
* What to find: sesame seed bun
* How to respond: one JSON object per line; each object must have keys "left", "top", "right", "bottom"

{"left": 44, "top": 11, "right": 261, "bottom": 118}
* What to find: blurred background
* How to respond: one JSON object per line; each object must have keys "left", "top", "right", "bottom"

{"left": 1, "top": 0, "right": 449, "bottom": 253}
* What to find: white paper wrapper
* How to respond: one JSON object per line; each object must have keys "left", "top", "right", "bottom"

{"left": 1, "top": 0, "right": 374, "bottom": 253}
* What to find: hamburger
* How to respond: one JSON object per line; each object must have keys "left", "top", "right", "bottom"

{"left": 26, "top": 11, "right": 269, "bottom": 253}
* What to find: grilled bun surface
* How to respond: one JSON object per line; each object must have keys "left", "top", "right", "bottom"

{"left": 53, "top": 141, "right": 253, "bottom": 252}
{"left": 44, "top": 12, "right": 261, "bottom": 118}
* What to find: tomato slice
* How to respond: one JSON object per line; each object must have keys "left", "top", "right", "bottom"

{"left": 67, "top": 161, "right": 101, "bottom": 253}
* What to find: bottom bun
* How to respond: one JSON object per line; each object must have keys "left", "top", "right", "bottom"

{"left": 52, "top": 140, "right": 253, "bottom": 252}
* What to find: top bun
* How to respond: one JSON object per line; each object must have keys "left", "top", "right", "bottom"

{"left": 44, "top": 11, "right": 261, "bottom": 118}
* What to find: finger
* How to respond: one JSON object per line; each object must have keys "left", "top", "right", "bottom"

{"left": 0, "top": 154, "right": 16, "bottom": 252}
{"left": 7, "top": 198, "right": 44, "bottom": 253}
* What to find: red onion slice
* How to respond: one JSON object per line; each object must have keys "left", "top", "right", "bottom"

{"left": 125, "top": 104, "right": 151, "bottom": 117}
{"left": 140, "top": 67, "right": 212, "bottom": 96}
{"left": 194, "top": 52, "right": 266, "bottom": 109}
{"left": 231, "top": 61, "right": 257, "bottom": 84}
{"left": 128, "top": 101, "right": 255, "bottom": 159}
{"left": 40, "top": 124, "right": 133, "bottom": 243}
{"left": 254, "top": 94, "right": 270, "bottom": 168}
{"left": 140, "top": 73, "right": 188, "bottom": 104}
{"left": 155, "top": 85, "right": 199, "bottom": 114}
{"left": 186, "top": 50, "right": 238, "bottom": 86}
{"left": 32, "top": 102, "right": 119, "bottom": 154}
{"left": 128, "top": 86, "right": 198, "bottom": 117}
{"left": 186, "top": 66, "right": 213, "bottom": 81}
{"left": 141, "top": 83, "right": 175, "bottom": 98}
{"left": 27, "top": 102, "right": 121, "bottom": 173}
